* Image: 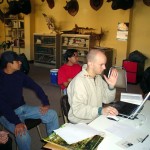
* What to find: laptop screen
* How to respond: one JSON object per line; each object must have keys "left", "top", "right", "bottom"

{"left": 110, "top": 92, "right": 150, "bottom": 119}
{"left": 131, "top": 92, "right": 150, "bottom": 119}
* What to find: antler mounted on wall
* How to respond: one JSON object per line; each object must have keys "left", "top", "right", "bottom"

{"left": 0, "top": 0, "right": 4, "bottom": 4}
{"left": 46, "top": 0, "right": 55, "bottom": 9}
{"left": 90, "top": 0, "right": 104, "bottom": 11}
{"left": 64, "top": 0, "right": 79, "bottom": 16}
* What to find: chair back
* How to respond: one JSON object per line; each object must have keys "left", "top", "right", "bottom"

{"left": 60, "top": 95, "right": 70, "bottom": 123}
{"left": 108, "top": 66, "right": 127, "bottom": 91}
{"left": 24, "top": 119, "right": 41, "bottom": 130}
{"left": 24, "top": 118, "right": 42, "bottom": 139}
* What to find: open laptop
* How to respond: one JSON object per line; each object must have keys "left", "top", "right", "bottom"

{"left": 111, "top": 92, "right": 150, "bottom": 119}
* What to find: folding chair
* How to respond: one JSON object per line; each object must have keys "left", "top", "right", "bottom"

{"left": 16, "top": 119, "right": 42, "bottom": 150}
{"left": 1, "top": 119, "right": 42, "bottom": 139}
{"left": 108, "top": 66, "right": 127, "bottom": 92}
{"left": 24, "top": 118, "right": 42, "bottom": 139}
{"left": 1, "top": 118, "right": 42, "bottom": 150}
{"left": 60, "top": 95, "right": 70, "bottom": 123}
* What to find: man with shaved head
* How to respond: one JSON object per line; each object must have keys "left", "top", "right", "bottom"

{"left": 67, "top": 49, "right": 119, "bottom": 123}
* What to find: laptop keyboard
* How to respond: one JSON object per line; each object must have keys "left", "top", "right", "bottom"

{"left": 110, "top": 101, "right": 138, "bottom": 116}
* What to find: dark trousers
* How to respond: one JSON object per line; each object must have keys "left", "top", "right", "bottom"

{"left": 0, "top": 137, "right": 12, "bottom": 150}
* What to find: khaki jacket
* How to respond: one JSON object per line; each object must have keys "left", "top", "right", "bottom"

{"left": 67, "top": 65, "right": 116, "bottom": 123}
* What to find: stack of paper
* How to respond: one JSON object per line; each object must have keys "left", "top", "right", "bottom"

{"left": 54, "top": 123, "right": 101, "bottom": 144}
{"left": 43, "top": 123, "right": 104, "bottom": 150}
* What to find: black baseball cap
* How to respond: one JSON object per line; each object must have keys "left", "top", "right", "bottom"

{"left": 0, "top": 51, "right": 21, "bottom": 69}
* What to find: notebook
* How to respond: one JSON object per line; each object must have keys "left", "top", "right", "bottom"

{"left": 111, "top": 92, "right": 150, "bottom": 119}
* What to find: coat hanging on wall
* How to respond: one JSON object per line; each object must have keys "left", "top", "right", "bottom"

{"left": 90, "top": 0, "right": 103, "bottom": 11}
{"left": 46, "top": 0, "right": 55, "bottom": 9}
{"left": 64, "top": 0, "right": 79, "bottom": 16}
{"left": 143, "top": 0, "right": 150, "bottom": 6}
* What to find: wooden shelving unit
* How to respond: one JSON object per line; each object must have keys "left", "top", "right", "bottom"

{"left": 60, "top": 34, "right": 95, "bottom": 66}
{"left": 34, "top": 33, "right": 60, "bottom": 68}
{"left": 4, "top": 14, "right": 24, "bottom": 53}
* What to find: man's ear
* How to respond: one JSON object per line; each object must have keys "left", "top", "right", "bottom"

{"left": 87, "top": 61, "right": 93, "bottom": 67}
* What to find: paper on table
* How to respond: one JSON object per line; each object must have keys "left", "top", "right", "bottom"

{"left": 121, "top": 93, "right": 143, "bottom": 105}
{"left": 54, "top": 123, "right": 101, "bottom": 144}
{"left": 128, "top": 134, "right": 150, "bottom": 150}
{"left": 106, "top": 122, "right": 136, "bottom": 139}
{"left": 117, "top": 130, "right": 150, "bottom": 149}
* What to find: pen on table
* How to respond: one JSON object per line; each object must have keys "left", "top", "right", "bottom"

{"left": 141, "top": 134, "right": 149, "bottom": 143}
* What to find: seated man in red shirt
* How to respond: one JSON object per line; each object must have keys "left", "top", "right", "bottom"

{"left": 58, "top": 49, "right": 82, "bottom": 95}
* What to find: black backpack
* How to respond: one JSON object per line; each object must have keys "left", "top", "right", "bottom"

{"left": 128, "top": 50, "right": 147, "bottom": 63}
{"left": 19, "top": 53, "right": 30, "bottom": 74}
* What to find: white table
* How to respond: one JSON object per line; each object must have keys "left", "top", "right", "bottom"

{"left": 89, "top": 101, "right": 150, "bottom": 150}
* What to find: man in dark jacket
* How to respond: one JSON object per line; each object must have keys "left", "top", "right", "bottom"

{"left": 0, "top": 51, "right": 59, "bottom": 150}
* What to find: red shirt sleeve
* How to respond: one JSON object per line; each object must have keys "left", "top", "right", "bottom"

{"left": 58, "top": 65, "right": 68, "bottom": 89}
{"left": 58, "top": 64, "right": 82, "bottom": 90}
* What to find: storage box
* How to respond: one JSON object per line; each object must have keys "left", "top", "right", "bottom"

{"left": 123, "top": 61, "right": 138, "bottom": 72}
{"left": 122, "top": 60, "right": 144, "bottom": 84}
{"left": 126, "top": 72, "right": 137, "bottom": 83}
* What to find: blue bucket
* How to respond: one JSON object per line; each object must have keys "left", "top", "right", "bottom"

{"left": 50, "top": 69, "right": 58, "bottom": 85}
